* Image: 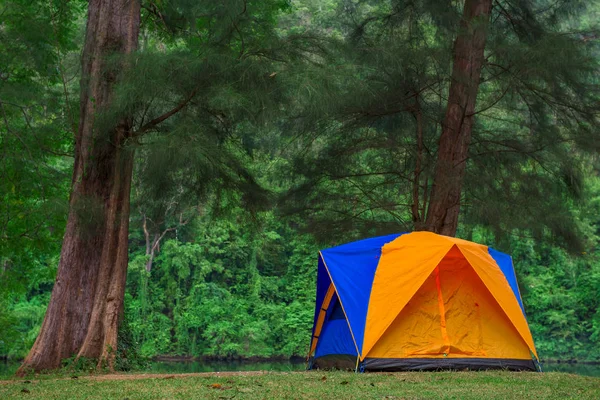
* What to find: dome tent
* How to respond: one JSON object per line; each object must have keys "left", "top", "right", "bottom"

{"left": 307, "top": 232, "right": 539, "bottom": 372}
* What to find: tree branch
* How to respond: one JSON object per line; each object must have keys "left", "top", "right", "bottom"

{"left": 133, "top": 88, "right": 198, "bottom": 137}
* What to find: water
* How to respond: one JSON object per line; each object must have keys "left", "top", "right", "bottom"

{"left": 541, "top": 362, "right": 600, "bottom": 377}
{"left": 2, "top": 359, "right": 599, "bottom": 377}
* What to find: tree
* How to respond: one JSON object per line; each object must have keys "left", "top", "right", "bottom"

{"left": 17, "top": 0, "right": 311, "bottom": 373}
{"left": 422, "top": 0, "right": 492, "bottom": 235}
{"left": 18, "top": 0, "right": 141, "bottom": 374}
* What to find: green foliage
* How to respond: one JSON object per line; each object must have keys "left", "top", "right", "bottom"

{"left": 513, "top": 240, "right": 600, "bottom": 360}
{"left": 121, "top": 209, "right": 320, "bottom": 359}
{"left": 5, "top": 294, "right": 49, "bottom": 359}
{"left": 0, "top": 293, "right": 50, "bottom": 360}
{"left": 0, "top": 0, "right": 76, "bottom": 299}
{"left": 115, "top": 310, "right": 150, "bottom": 372}
{"left": 1, "top": 0, "right": 600, "bottom": 368}
{"left": 0, "top": 300, "right": 18, "bottom": 357}
{"left": 60, "top": 356, "right": 99, "bottom": 374}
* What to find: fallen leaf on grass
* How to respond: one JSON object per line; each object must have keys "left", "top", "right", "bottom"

{"left": 21, "top": 388, "right": 30, "bottom": 393}
{"left": 320, "top": 376, "right": 327, "bottom": 382}
{"left": 340, "top": 381, "right": 349, "bottom": 385}
{"left": 208, "top": 383, "right": 233, "bottom": 390}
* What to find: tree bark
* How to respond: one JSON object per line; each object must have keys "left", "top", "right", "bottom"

{"left": 423, "top": 0, "right": 492, "bottom": 236}
{"left": 18, "top": 0, "right": 140, "bottom": 374}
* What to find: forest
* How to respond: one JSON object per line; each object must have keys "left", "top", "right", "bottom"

{"left": 1, "top": 0, "right": 599, "bottom": 374}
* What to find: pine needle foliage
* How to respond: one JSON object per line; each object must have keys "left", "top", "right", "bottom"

{"left": 0, "top": 0, "right": 82, "bottom": 350}
{"left": 0, "top": 0, "right": 81, "bottom": 295}
{"left": 108, "top": 0, "right": 331, "bottom": 229}
{"left": 282, "top": 0, "right": 600, "bottom": 250}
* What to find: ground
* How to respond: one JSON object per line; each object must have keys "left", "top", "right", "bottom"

{"left": 1, "top": 370, "right": 598, "bottom": 399}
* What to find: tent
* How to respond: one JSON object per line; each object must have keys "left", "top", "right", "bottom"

{"left": 307, "top": 231, "right": 540, "bottom": 372}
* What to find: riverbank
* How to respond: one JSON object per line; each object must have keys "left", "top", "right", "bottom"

{"left": 541, "top": 359, "right": 600, "bottom": 365}
{"left": 1, "top": 370, "right": 599, "bottom": 399}
{"left": 4, "top": 354, "right": 598, "bottom": 365}
{"left": 152, "top": 355, "right": 599, "bottom": 364}
{"left": 152, "top": 355, "right": 306, "bottom": 363}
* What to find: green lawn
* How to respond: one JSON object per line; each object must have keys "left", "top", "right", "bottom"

{"left": 1, "top": 370, "right": 598, "bottom": 399}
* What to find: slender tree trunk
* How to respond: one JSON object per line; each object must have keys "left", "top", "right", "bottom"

{"left": 18, "top": 0, "right": 140, "bottom": 374}
{"left": 141, "top": 210, "right": 194, "bottom": 272}
{"left": 142, "top": 215, "right": 159, "bottom": 272}
{"left": 145, "top": 238, "right": 158, "bottom": 272}
{"left": 423, "top": 0, "right": 492, "bottom": 236}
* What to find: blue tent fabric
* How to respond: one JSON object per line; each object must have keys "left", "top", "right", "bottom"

{"left": 488, "top": 247, "right": 526, "bottom": 315}
{"left": 314, "top": 319, "right": 358, "bottom": 358}
{"left": 319, "top": 233, "right": 404, "bottom": 354}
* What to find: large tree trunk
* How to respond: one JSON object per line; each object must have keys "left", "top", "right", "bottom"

{"left": 18, "top": 0, "right": 140, "bottom": 374}
{"left": 423, "top": 0, "right": 492, "bottom": 236}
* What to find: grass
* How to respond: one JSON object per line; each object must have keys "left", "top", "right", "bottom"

{"left": 1, "top": 370, "right": 598, "bottom": 399}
